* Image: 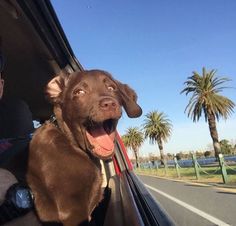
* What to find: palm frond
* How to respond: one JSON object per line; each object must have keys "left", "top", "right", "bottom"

{"left": 181, "top": 67, "right": 235, "bottom": 122}
{"left": 142, "top": 110, "right": 172, "bottom": 144}
{"left": 122, "top": 127, "right": 144, "bottom": 152}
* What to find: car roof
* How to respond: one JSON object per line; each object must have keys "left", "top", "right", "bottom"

{"left": 0, "top": 0, "right": 83, "bottom": 121}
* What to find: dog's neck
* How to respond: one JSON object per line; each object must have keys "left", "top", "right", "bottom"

{"left": 52, "top": 106, "right": 101, "bottom": 167}
{"left": 53, "top": 105, "right": 87, "bottom": 149}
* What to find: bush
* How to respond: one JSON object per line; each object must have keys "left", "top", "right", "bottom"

{"left": 176, "top": 153, "right": 181, "bottom": 160}
{"left": 204, "top": 151, "right": 212, "bottom": 158}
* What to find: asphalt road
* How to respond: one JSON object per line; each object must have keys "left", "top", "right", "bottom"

{"left": 138, "top": 175, "right": 236, "bottom": 226}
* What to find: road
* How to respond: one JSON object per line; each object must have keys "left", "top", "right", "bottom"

{"left": 138, "top": 175, "right": 236, "bottom": 226}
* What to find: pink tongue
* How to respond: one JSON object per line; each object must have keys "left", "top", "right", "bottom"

{"left": 87, "top": 127, "right": 114, "bottom": 151}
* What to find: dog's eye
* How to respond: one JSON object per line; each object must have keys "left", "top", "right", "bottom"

{"left": 74, "top": 89, "right": 86, "bottom": 96}
{"left": 107, "top": 86, "right": 115, "bottom": 91}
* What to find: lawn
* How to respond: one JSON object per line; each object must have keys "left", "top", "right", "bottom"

{"left": 135, "top": 165, "right": 236, "bottom": 184}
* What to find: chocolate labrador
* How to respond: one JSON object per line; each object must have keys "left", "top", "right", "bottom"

{"left": 26, "top": 70, "right": 142, "bottom": 226}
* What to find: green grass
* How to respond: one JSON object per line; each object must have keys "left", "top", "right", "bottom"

{"left": 135, "top": 165, "right": 236, "bottom": 184}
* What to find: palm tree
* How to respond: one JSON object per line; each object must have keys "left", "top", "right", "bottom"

{"left": 181, "top": 67, "right": 235, "bottom": 158}
{"left": 121, "top": 127, "right": 144, "bottom": 168}
{"left": 143, "top": 111, "right": 172, "bottom": 165}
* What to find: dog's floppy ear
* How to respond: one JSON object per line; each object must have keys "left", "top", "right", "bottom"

{"left": 46, "top": 72, "right": 69, "bottom": 104}
{"left": 116, "top": 81, "right": 142, "bottom": 118}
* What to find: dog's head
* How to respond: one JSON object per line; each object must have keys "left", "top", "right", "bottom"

{"left": 45, "top": 70, "right": 142, "bottom": 159}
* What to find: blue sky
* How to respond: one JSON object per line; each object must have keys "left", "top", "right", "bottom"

{"left": 51, "top": 0, "right": 236, "bottom": 155}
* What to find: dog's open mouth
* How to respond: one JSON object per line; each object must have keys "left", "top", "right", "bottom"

{"left": 86, "top": 119, "right": 117, "bottom": 159}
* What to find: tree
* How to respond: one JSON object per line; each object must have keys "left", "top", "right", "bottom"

{"left": 181, "top": 67, "right": 235, "bottom": 158}
{"left": 204, "top": 150, "right": 212, "bottom": 158}
{"left": 143, "top": 111, "right": 172, "bottom": 165}
{"left": 175, "top": 153, "right": 182, "bottom": 160}
{"left": 195, "top": 151, "right": 204, "bottom": 158}
{"left": 220, "top": 139, "right": 233, "bottom": 155}
{"left": 167, "top": 153, "right": 174, "bottom": 160}
{"left": 121, "top": 127, "right": 144, "bottom": 168}
{"left": 148, "top": 153, "right": 156, "bottom": 166}
{"left": 234, "top": 144, "right": 236, "bottom": 155}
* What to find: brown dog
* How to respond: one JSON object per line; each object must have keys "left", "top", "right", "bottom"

{"left": 26, "top": 70, "right": 142, "bottom": 226}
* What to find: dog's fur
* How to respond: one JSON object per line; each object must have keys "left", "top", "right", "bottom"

{"left": 26, "top": 70, "right": 142, "bottom": 226}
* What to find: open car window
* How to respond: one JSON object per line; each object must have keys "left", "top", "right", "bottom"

{"left": 0, "top": 1, "right": 175, "bottom": 226}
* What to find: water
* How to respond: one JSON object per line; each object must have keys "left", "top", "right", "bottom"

{"left": 139, "top": 155, "right": 236, "bottom": 168}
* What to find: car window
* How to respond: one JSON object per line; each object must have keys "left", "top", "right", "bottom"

{"left": 51, "top": 1, "right": 236, "bottom": 226}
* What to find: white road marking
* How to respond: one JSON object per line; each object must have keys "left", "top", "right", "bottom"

{"left": 145, "top": 184, "right": 231, "bottom": 226}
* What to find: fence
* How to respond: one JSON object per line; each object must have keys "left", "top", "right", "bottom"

{"left": 136, "top": 154, "right": 236, "bottom": 184}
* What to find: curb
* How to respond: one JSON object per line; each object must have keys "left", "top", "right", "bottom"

{"left": 136, "top": 172, "right": 236, "bottom": 189}
{"left": 207, "top": 182, "right": 236, "bottom": 189}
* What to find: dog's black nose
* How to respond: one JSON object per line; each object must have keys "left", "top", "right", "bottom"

{"left": 100, "top": 98, "right": 117, "bottom": 110}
